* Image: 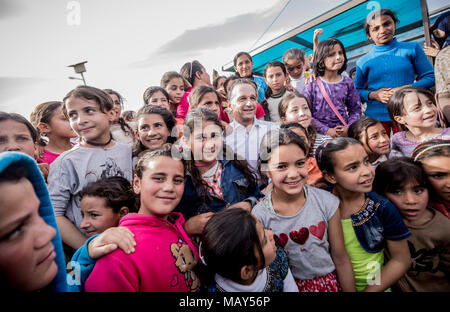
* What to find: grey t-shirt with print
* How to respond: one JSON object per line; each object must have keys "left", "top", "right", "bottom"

{"left": 48, "top": 141, "right": 133, "bottom": 230}
{"left": 252, "top": 185, "right": 339, "bottom": 280}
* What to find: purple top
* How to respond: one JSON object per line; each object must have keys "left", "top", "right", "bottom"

{"left": 303, "top": 76, "right": 362, "bottom": 134}
{"left": 391, "top": 127, "right": 450, "bottom": 157}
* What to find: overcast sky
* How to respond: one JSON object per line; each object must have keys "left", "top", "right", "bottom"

{"left": 0, "top": 0, "right": 446, "bottom": 118}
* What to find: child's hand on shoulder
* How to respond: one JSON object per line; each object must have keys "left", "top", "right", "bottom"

{"left": 88, "top": 227, "right": 136, "bottom": 259}
{"left": 228, "top": 201, "right": 252, "bottom": 212}
{"left": 38, "top": 163, "right": 49, "bottom": 182}
{"left": 184, "top": 212, "right": 215, "bottom": 236}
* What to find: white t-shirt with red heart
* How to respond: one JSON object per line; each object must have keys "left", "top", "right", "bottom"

{"left": 252, "top": 185, "right": 339, "bottom": 280}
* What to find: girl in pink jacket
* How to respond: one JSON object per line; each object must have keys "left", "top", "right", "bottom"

{"left": 85, "top": 144, "right": 201, "bottom": 292}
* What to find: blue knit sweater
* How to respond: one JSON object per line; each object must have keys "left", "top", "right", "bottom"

{"left": 355, "top": 38, "right": 435, "bottom": 121}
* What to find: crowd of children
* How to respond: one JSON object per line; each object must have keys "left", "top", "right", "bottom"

{"left": 0, "top": 8, "right": 449, "bottom": 293}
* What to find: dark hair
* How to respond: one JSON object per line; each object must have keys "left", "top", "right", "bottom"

{"left": 364, "top": 9, "right": 399, "bottom": 36}
{"left": 134, "top": 143, "right": 183, "bottom": 180}
{"left": 188, "top": 85, "right": 222, "bottom": 110}
{"left": 280, "top": 122, "right": 311, "bottom": 155}
{"left": 312, "top": 38, "right": 347, "bottom": 77}
{"left": 259, "top": 128, "right": 308, "bottom": 173}
{"left": 223, "top": 74, "right": 241, "bottom": 95}
{"left": 80, "top": 176, "right": 137, "bottom": 213}
{"left": 373, "top": 157, "right": 428, "bottom": 195}
{"left": 282, "top": 48, "right": 306, "bottom": 64}
{"left": 213, "top": 76, "right": 226, "bottom": 89}
{"left": 0, "top": 112, "right": 38, "bottom": 143}
{"left": 133, "top": 105, "right": 177, "bottom": 157}
{"left": 142, "top": 86, "right": 170, "bottom": 105}
{"left": 62, "top": 85, "right": 113, "bottom": 118}
{"left": 160, "top": 71, "right": 190, "bottom": 90}
{"left": 348, "top": 117, "right": 384, "bottom": 155}
{"left": 103, "top": 89, "right": 125, "bottom": 109}
{"left": 233, "top": 52, "right": 252, "bottom": 67}
{"left": 278, "top": 92, "right": 317, "bottom": 156}
{"left": 201, "top": 208, "right": 265, "bottom": 283}
{"left": 412, "top": 139, "right": 450, "bottom": 162}
{"left": 103, "top": 88, "right": 134, "bottom": 137}
{"left": 30, "top": 101, "right": 62, "bottom": 128}
{"left": 315, "top": 137, "right": 362, "bottom": 173}
{"left": 387, "top": 87, "right": 436, "bottom": 123}
{"left": 121, "top": 110, "right": 136, "bottom": 122}
{"left": 262, "top": 61, "right": 287, "bottom": 100}
{"left": 180, "top": 60, "right": 205, "bottom": 86}
{"left": 183, "top": 108, "right": 259, "bottom": 202}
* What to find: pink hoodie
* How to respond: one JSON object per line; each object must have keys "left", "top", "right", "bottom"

{"left": 85, "top": 212, "right": 200, "bottom": 292}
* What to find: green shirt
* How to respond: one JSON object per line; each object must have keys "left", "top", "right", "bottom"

{"left": 341, "top": 218, "right": 390, "bottom": 292}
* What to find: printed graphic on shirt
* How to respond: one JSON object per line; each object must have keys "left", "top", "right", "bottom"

{"left": 407, "top": 241, "right": 440, "bottom": 277}
{"left": 275, "top": 221, "right": 326, "bottom": 249}
{"left": 100, "top": 157, "right": 125, "bottom": 179}
{"left": 170, "top": 239, "right": 200, "bottom": 292}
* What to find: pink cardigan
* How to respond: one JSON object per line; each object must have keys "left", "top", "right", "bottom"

{"left": 85, "top": 212, "right": 200, "bottom": 292}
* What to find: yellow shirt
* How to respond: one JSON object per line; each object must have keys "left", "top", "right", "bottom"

{"left": 341, "top": 219, "right": 390, "bottom": 292}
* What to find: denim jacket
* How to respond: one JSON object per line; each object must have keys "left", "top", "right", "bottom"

{"left": 349, "top": 191, "right": 411, "bottom": 253}
{"left": 176, "top": 159, "right": 263, "bottom": 220}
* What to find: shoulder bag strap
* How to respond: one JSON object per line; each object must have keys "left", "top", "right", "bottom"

{"left": 316, "top": 77, "right": 348, "bottom": 127}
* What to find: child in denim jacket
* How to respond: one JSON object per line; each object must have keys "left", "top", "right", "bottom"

{"left": 316, "top": 137, "right": 411, "bottom": 291}
{"left": 176, "top": 108, "right": 263, "bottom": 237}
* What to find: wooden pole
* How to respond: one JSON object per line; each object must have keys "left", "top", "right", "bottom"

{"left": 420, "top": 0, "right": 434, "bottom": 64}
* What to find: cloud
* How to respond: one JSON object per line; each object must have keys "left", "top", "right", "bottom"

{"left": 130, "top": 1, "right": 287, "bottom": 68}
{"left": 0, "top": 0, "right": 25, "bottom": 19}
{"left": 0, "top": 77, "right": 48, "bottom": 106}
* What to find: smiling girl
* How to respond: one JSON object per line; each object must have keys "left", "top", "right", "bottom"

{"left": 303, "top": 38, "right": 361, "bottom": 137}
{"left": 316, "top": 137, "right": 411, "bottom": 291}
{"left": 177, "top": 108, "right": 262, "bottom": 237}
{"left": 387, "top": 87, "right": 450, "bottom": 157}
{"left": 253, "top": 129, "right": 355, "bottom": 292}
{"left": 48, "top": 86, "right": 133, "bottom": 252}
{"left": 142, "top": 86, "right": 171, "bottom": 111}
{"left": 133, "top": 105, "right": 176, "bottom": 159}
{"left": 161, "top": 71, "right": 190, "bottom": 116}
{"left": 85, "top": 145, "right": 201, "bottom": 292}
{"left": 348, "top": 117, "right": 393, "bottom": 168}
